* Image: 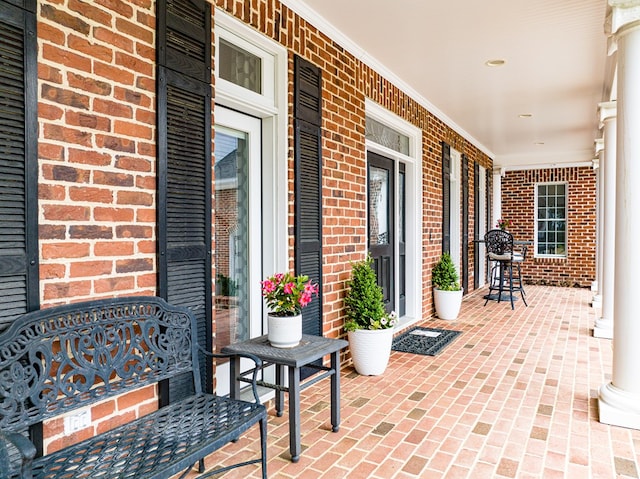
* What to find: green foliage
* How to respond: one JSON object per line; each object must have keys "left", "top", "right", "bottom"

{"left": 432, "top": 252, "right": 461, "bottom": 291}
{"left": 344, "top": 255, "right": 397, "bottom": 331}
{"left": 216, "top": 274, "right": 237, "bottom": 296}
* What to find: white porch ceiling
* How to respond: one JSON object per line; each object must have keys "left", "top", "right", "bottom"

{"left": 284, "top": 0, "right": 612, "bottom": 169}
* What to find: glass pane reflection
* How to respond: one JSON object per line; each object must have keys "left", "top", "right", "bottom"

{"left": 369, "top": 166, "right": 389, "bottom": 246}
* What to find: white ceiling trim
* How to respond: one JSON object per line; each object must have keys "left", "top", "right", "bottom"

{"left": 279, "top": 0, "right": 495, "bottom": 159}
{"left": 498, "top": 161, "right": 595, "bottom": 174}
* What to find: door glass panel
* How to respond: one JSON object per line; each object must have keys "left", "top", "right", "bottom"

{"left": 214, "top": 127, "right": 250, "bottom": 349}
{"left": 369, "top": 166, "right": 389, "bottom": 246}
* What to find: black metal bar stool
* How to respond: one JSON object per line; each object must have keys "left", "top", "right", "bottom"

{"left": 484, "top": 229, "right": 528, "bottom": 309}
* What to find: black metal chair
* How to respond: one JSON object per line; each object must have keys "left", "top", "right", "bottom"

{"left": 484, "top": 229, "right": 527, "bottom": 309}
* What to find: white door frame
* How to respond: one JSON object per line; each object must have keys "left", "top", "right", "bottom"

{"left": 450, "top": 148, "right": 462, "bottom": 277}
{"left": 365, "top": 99, "right": 423, "bottom": 329}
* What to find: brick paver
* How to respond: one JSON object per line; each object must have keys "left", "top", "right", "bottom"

{"left": 190, "top": 286, "right": 640, "bottom": 478}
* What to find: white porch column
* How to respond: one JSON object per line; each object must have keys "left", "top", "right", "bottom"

{"left": 594, "top": 107, "right": 616, "bottom": 338}
{"left": 599, "top": 1, "right": 640, "bottom": 429}
{"left": 591, "top": 141, "right": 604, "bottom": 308}
{"left": 491, "top": 168, "right": 502, "bottom": 229}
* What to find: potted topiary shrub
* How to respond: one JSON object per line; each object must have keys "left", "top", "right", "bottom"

{"left": 432, "top": 252, "right": 463, "bottom": 320}
{"left": 344, "top": 254, "right": 398, "bottom": 375}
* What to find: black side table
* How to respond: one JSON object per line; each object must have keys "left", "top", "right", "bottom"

{"left": 221, "top": 334, "right": 348, "bottom": 462}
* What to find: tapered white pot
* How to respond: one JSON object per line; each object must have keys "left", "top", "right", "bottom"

{"left": 433, "top": 288, "right": 463, "bottom": 320}
{"left": 267, "top": 313, "right": 302, "bottom": 348}
{"left": 347, "top": 328, "right": 394, "bottom": 376}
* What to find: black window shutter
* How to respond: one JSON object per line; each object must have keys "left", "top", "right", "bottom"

{"left": 294, "top": 56, "right": 323, "bottom": 339}
{"left": 473, "top": 161, "right": 480, "bottom": 289}
{"left": 0, "top": 0, "right": 40, "bottom": 456}
{"left": 0, "top": 0, "right": 38, "bottom": 332}
{"left": 441, "top": 142, "right": 451, "bottom": 254}
{"left": 157, "top": 0, "right": 212, "bottom": 399}
{"left": 461, "top": 154, "right": 469, "bottom": 294}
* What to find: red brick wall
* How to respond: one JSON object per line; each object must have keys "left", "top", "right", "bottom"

{"left": 213, "top": 0, "right": 493, "bottom": 339}
{"left": 35, "top": 0, "right": 495, "bottom": 449}
{"left": 38, "top": 0, "right": 157, "bottom": 307}
{"left": 501, "top": 167, "right": 596, "bottom": 287}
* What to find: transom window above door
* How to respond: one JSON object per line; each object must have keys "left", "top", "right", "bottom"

{"left": 365, "top": 116, "right": 410, "bottom": 156}
{"left": 215, "top": 17, "right": 276, "bottom": 109}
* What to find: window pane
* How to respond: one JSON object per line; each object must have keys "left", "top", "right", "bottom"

{"left": 214, "top": 127, "right": 251, "bottom": 347}
{"left": 536, "top": 183, "right": 567, "bottom": 257}
{"left": 219, "top": 39, "right": 262, "bottom": 94}
{"left": 369, "top": 166, "right": 389, "bottom": 245}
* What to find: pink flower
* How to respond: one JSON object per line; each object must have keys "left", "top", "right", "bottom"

{"left": 261, "top": 279, "right": 275, "bottom": 293}
{"left": 304, "top": 281, "right": 318, "bottom": 295}
{"left": 298, "top": 292, "right": 312, "bottom": 307}
{"left": 283, "top": 282, "right": 295, "bottom": 294}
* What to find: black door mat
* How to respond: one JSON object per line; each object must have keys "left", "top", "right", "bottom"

{"left": 392, "top": 327, "right": 461, "bottom": 356}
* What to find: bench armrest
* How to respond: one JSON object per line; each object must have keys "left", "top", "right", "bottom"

{"left": 0, "top": 430, "right": 36, "bottom": 479}
{"left": 198, "top": 347, "right": 264, "bottom": 404}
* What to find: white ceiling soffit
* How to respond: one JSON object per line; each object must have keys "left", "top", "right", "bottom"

{"left": 281, "top": 0, "right": 611, "bottom": 169}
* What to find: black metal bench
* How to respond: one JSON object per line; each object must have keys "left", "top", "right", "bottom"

{"left": 0, "top": 296, "right": 267, "bottom": 479}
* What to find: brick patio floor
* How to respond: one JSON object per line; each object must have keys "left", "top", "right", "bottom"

{"left": 196, "top": 285, "right": 640, "bottom": 478}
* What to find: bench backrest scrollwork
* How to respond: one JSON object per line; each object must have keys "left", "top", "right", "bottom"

{"left": 0, "top": 296, "right": 200, "bottom": 432}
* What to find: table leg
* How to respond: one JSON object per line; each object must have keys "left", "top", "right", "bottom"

{"left": 275, "top": 363, "right": 285, "bottom": 417}
{"left": 229, "top": 356, "right": 240, "bottom": 400}
{"left": 288, "top": 366, "right": 301, "bottom": 463}
{"left": 330, "top": 351, "right": 340, "bottom": 432}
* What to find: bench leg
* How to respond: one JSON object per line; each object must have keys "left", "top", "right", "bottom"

{"left": 259, "top": 416, "right": 268, "bottom": 479}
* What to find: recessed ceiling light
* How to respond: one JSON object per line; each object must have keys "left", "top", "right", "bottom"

{"left": 534, "top": 141, "right": 545, "bottom": 146}
{"left": 519, "top": 114, "right": 532, "bottom": 118}
{"left": 485, "top": 59, "right": 506, "bottom": 67}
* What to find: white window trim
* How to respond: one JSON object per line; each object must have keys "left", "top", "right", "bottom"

{"left": 214, "top": 9, "right": 288, "bottom": 325}
{"left": 215, "top": 12, "right": 277, "bottom": 115}
{"left": 534, "top": 181, "right": 568, "bottom": 259}
{"left": 365, "top": 99, "right": 423, "bottom": 330}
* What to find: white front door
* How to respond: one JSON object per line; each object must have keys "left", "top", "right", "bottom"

{"left": 213, "top": 107, "right": 262, "bottom": 396}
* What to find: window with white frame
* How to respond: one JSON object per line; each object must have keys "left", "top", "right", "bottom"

{"left": 535, "top": 182, "right": 567, "bottom": 257}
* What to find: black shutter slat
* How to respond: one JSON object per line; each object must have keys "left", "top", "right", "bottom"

{"left": 294, "top": 56, "right": 323, "bottom": 352}
{"left": 462, "top": 154, "right": 469, "bottom": 294}
{"left": 442, "top": 142, "right": 451, "bottom": 254}
{"left": 295, "top": 56, "right": 321, "bottom": 126}
{"left": 157, "top": 0, "right": 212, "bottom": 400}
{"left": 158, "top": 0, "right": 210, "bottom": 83}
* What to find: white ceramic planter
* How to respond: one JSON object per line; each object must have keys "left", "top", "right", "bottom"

{"left": 347, "top": 328, "right": 394, "bottom": 376}
{"left": 267, "top": 313, "right": 302, "bottom": 348}
{"left": 433, "top": 288, "right": 463, "bottom": 320}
